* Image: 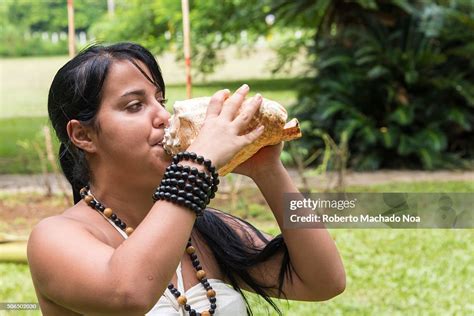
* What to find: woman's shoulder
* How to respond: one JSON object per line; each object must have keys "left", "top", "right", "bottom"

{"left": 28, "top": 203, "right": 118, "bottom": 259}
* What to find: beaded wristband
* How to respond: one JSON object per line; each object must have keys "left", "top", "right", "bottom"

{"left": 153, "top": 152, "right": 220, "bottom": 216}
{"left": 172, "top": 151, "right": 220, "bottom": 193}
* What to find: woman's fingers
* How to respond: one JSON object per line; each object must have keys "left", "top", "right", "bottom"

{"left": 241, "top": 124, "right": 265, "bottom": 145}
{"left": 206, "top": 89, "right": 230, "bottom": 118}
{"left": 220, "top": 84, "right": 249, "bottom": 120}
{"left": 233, "top": 93, "right": 263, "bottom": 130}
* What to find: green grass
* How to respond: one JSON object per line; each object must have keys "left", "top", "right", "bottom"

{"left": 0, "top": 117, "right": 59, "bottom": 174}
{"left": 1, "top": 181, "right": 472, "bottom": 315}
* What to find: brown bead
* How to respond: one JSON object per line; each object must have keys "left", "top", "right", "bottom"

{"left": 186, "top": 245, "right": 195, "bottom": 254}
{"left": 206, "top": 289, "right": 216, "bottom": 298}
{"left": 177, "top": 295, "right": 187, "bottom": 305}
{"left": 103, "top": 208, "right": 113, "bottom": 218}
{"left": 80, "top": 187, "right": 87, "bottom": 195}
{"left": 201, "top": 311, "right": 210, "bottom": 316}
{"left": 84, "top": 195, "right": 94, "bottom": 205}
{"left": 196, "top": 270, "right": 206, "bottom": 280}
{"left": 125, "top": 227, "right": 134, "bottom": 236}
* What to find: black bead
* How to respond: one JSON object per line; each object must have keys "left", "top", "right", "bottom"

{"left": 210, "top": 297, "right": 216, "bottom": 303}
{"left": 190, "top": 167, "right": 199, "bottom": 175}
{"left": 189, "top": 310, "right": 196, "bottom": 316}
{"left": 202, "top": 183, "right": 209, "bottom": 192}
{"left": 119, "top": 222, "right": 126, "bottom": 229}
{"left": 170, "top": 187, "right": 178, "bottom": 195}
{"left": 192, "top": 259, "right": 200, "bottom": 267}
{"left": 189, "top": 152, "right": 197, "bottom": 160}
{"left": 213, "top": 178, "right": 220, "bottom": 186}
{"left": 210, "top": 303, "right": 217, "bottom": 309}
{"left": 185, "top": 192, "right": 194, "bottom": 200}
{"left": 188, "top": 175, "right": 196, "bottom": 182}
{"left": 114, "top": 218, "right": 122, "bottom": 226}
{"left": 204, "top": 159, "right": 211, "bottom": 168}
{"left": 177, "top": 196, "right": 185, "bottom": 204}
{"left": 176, "top": 164, "right": 184, "bottom": 171}
{"left": 170, "top": 178, "right": 178, "bottom": 186}
{"left": 184, "top": 304, "right": 191, "bottom": 311}
{"left": 178, "top": 179, "right": 186, "bottom": 189}
{"left": 209, "top": 309, "right": 215, "bottom": 315}
{"left": 111, "top": 213, "right": 117, "bottom": 220}
{"left": 196, "top": 155, "right": 204, "bottom": 164}
{"left": 173, "top": 156, "right": 179, "bottom": 164}
{"left": 164, "top": 192, "right": 171, "bottom": 200}
{"left": 210, "top": 192, "right": 215, "bottom": 199}
{"left": 209, "top": 165, "right": 216, "bottom": 173}
{"left": 204, "top": 281, "right": 210, "bottom": 287}
{"left": 181, "top": 172, "right": 189, "bottom": 179}
{"left": 170, "top": 194, "right": 178, "bottom": 200}
{"left": 177, "top": 152, "right": 184, "bottom": 160}
{"left": 167, "top": 284, "right": 173, "bottom": 289}
{"left": 184, "top": 184, "right": 193, "bottom": 192}
{"left": 184, "top": 200, "right": 192, "bottom": 208}
{"left": 196, "top": 179, "right": 203, "bottom": 187}
{"left": 193, "top": 187, "right": 201, "bottom": 195}
{"left": 183, "top": 152, "right": 190, "bottom": 160}
{"left": 190, "top": 253, "right": 197, "bottom": 260}
{"left": 182, "top": 165, "right": 190, "bottom": 173}
{"left": 195, "top": 265, "right": 202, "bottom": 271}
{"left": 174, "top": 171, "right": 181, "bottom": 179}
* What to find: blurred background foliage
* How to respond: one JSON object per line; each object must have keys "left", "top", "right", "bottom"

{"left": 1, "top": 0, "right": 473, "bottom": 171}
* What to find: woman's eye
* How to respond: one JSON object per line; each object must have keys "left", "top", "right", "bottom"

{"left": 126, "top": 103, "right": 143, "bottom": 112}
{"left": 157, "top": 97, "right": 168, "bottom": 107}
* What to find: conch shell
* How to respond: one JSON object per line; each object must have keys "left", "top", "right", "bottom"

{"left": 163, "top": 97, "right": 301, "bottom": 175}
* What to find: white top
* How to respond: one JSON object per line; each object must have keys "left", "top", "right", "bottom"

{"left": 105, "top": 216, "right": 247, "bottom": 315}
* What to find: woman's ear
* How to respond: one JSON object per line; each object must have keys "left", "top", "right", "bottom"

{"left": 66, "top": 120, "right": 97, "bottom": 153}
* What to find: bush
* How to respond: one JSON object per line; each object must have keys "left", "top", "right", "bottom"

{"left": 291, "top": 2, "right": 474, "bottom": 170}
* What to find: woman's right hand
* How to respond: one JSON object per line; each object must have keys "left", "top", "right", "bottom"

{"left": 187, "top": 84, "right": 264, "bottom": 170}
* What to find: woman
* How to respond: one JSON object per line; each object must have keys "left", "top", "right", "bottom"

{"left": 27, "top": 42, "right": 345, "bottom": 315}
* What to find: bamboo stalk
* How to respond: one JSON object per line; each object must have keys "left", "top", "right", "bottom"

{"left": 181, "top": 0, "right": 192, "bottom": 98}
{"left": 67, "top": 0, "right": 76, "bottom": 57}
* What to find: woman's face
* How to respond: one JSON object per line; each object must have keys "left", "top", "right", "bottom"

{"left": 91, "top": 59, "right": 172, "bottom": 186}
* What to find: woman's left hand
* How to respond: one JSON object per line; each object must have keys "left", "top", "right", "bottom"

{"left": 232, "top": 142, "right": 284, "bottom": 179}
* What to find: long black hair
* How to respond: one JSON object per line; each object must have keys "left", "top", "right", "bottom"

{"left": 48, "top": 42, "right": 292, "bottom": 315}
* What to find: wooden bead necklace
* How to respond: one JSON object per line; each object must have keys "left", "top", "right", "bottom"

{"left": 80, "top": 186, "right": 217, "bottom": 315}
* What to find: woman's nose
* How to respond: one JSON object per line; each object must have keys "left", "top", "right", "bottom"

{"left": 152, "top": 103, "right": 171, "bottom": 128}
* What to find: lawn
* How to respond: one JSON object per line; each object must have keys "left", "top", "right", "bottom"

{"left": 1, "top": 180, "right": 472, "bottom": 315}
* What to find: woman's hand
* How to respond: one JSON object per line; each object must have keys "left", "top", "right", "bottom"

{"left": 232, "top": 142, "right": 284, "bottom": 180}
{"left": 187, "top": 85, "right": 265, "bottom": 169}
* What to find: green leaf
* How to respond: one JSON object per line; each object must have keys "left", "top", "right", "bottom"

{"left": 389, "top": 106, "right": 414, "bottom": 125}
{"left": 319, "top": 101, "right": 347, "bottom": 120}
{"left": 367, "top": 65, "right": 389, "bottom": 79}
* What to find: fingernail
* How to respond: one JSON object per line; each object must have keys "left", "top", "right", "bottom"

{"left": 238, "top": 84, "right": 249, "bottom": 93}
{"left": 255, "top": 93, "right": 262, "bottom": 101}
{"left": 223, "top": 89, "right": 230, "bottom": 94}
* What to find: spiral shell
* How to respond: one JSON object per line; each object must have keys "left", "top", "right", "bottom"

{"left": 163, "top": 97, "right": 301, "bottom": 175}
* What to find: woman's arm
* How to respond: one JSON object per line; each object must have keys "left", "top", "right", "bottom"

{"left": 252, "top": 162, "right": 346, "bottom": 300}
{"left": 232, "top": 143, "right": 345, "bottom": 301}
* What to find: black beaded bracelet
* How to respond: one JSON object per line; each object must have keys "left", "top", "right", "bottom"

{"left": 153, "top": 152, "right": 220, "bottom": 216}
{"left": 172, "top": 151, "right": 220, "bottom": 193}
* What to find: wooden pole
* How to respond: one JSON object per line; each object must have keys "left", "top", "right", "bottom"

{"left": 67, "top": 0, "right": 76, "bottom": 57}
{"left": 181, "top": 0, "right": 192, "bottom": 99}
